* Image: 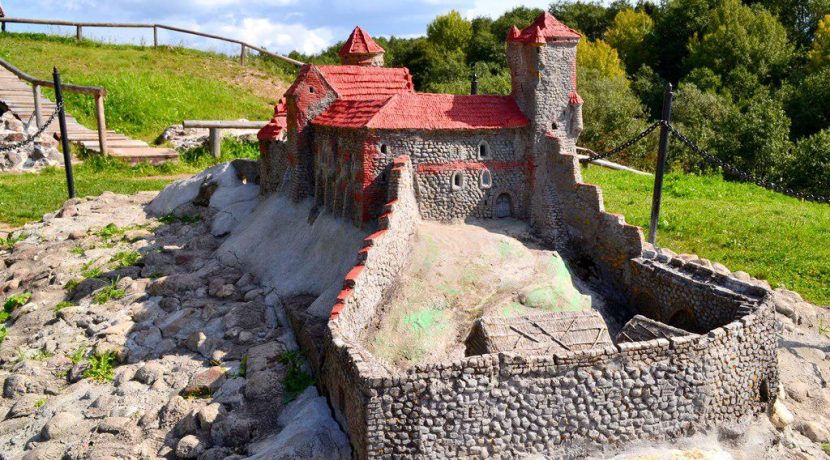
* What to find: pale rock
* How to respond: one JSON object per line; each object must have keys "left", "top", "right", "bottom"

{"left": 197, "top": 403, "right": 226, "bottom": 430}
{"left": 176, "top": 434, "right": 205, "bottom": 459}
{"left": 771, "top": 400, "right": 794, "bottom": 429}
{"left": 182, "top": 366, "right": 227, "bottom": 396}
{"left": 798, "top": 420, "right": 830, "bottom": 443}
{"left": 41, "top": 411, "right": 80, "bottom": 440}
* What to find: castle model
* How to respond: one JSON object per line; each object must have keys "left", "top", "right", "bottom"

{"left": 256, "top": 13, "right": 779, "bottom": 459}
{"left": 259, "top": 13, "right": 583, "bottom": 239}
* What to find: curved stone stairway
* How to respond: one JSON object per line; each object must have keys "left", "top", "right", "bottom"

{"left": 0, "top": 67, "right": 177, "bottom": 164}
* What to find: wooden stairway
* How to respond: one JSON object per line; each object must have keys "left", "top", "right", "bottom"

{"left": 0, "top": 67, "right": 177, "bottom": 164}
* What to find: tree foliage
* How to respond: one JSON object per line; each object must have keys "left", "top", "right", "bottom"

{"left": 604, "top": 9, "right": 655, "bottom": 73}
{"left": 685, "top": 0, "right": 793, "bottom": 85}
{"left": 549, "top": 1, "right": 627, "bottom": 40}
{"left": 427, "top": 10, "right": 472, "bottom": 52}
{"left": 808, "top": 14, "right": 830, "bottom": 70}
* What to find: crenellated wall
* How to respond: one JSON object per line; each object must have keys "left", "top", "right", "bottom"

{"left": 305, "top": 139, "right": 779, "bottom": 459}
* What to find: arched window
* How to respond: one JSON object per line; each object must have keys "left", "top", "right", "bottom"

{"left": 451, "top": 171, "right": 465, "bottom": 190}
{"left": 380, "top": 144, "right": 389, "bottom": 154}
{"left": 480, "top": 170, "right": 492, "bottom": 189}
{"left": 477, "top": 141, "right": 490, "bottom": 160}
{"left": 308, "top": 86, "right": 315, "bottom": 94}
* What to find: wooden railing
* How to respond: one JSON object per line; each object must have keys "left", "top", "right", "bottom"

{"left": 182, "top": 120, "right": 269, "bottom": 158}
{"left": 0, "top": 17, "right": 304, "bottom": 67}
{"left": 0, "top": 56, "right": 111, "bottom": 154}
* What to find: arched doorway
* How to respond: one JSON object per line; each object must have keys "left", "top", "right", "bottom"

{"left": 494, "top": 193, "right": 513, "bottom": 218}
{"left": 668, "top": 308, "right": 697, "bottom": 332}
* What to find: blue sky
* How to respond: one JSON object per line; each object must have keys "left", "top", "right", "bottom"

{"left": 3, "top": 0, "right": 552, "bottom": 55}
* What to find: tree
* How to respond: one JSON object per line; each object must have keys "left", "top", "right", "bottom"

{"left": 786, "top": 129, "right": 830, "bottom": 194}
{"left": 650, "top": 0, "right": 720, "bottom": 83}
{"left": 577, "top": 38, "right": 627, "bottom": 80}
{"left": 713, "top": 92, "right": 793, "bottom": 180}
{"left": 747, "top": 0, "right": 830, "bottom": 48}
{"left": 808, "top": 14, "right": 830, "bottom": 69}
{"left": 549, "top": 0, "right": 627, "bottom": 40}
{"left": 670, "top": 83, "right": 736, "bottom": 172}
{"left": 490, "top": 7, "right": 544, "bottom": 41}
{"left": 684, "top": 0, "right": 794, "bottom": 86}
{"left": 467, "top": 17, "right": 504, "bottom": 67}
{"left": 784, "top": 67, "right": 830, "bottom": 137}
{"left": 576, "top": 38, "right": 653, "bottom": 168}
{"left": 427, "top": 10, "right": 472, "bottom": 52}
{"left": 604, "top": 9, "right": 655, "bottom": 73}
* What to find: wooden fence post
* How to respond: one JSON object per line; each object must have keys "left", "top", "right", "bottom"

{"left": 209, "top": 128, "right": 222, "bottom": 158}
{"left": 76, "top": 25, "right": 83, "bottom": 41}
{"left": 32, "top": 84, "right": 43, "bottom": 129}
{"left": 153, "top": 26, "right": 158, "bottom": 47}
{"left": 240, "top": 44, "right": 247, "bottom": 65}
{"left": 95, "top": 93, "right": 108, "bottom": 156}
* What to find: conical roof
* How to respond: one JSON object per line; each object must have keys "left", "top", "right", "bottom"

{"left": 338, "top": 26, "right": 385, "bottom": 57}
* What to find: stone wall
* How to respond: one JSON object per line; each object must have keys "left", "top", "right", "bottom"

{"left": 319, "top": 155, "right": 420, "bottom": 457}
{"left": 309, "top": 138, "right": 778, "bottom": 458}
{"left": 395, "top": 129, "right": 529, "bottom": 222}
{"left": 259, "top": 139, "right": 289, "bottom": 195}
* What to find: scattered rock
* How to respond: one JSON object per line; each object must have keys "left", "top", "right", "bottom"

{"left": 182, "top": 366, "right": 227, "bottom": 397}
{"left": 176, "top": 434, "right": 205, "bottom": 459}
{"left": 770, "top": 400, "right": 794, "bottom": 429}
{"left": 41, "top": 412, "right": 79, "bottom": 440}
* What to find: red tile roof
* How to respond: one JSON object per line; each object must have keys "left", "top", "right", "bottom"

{"left": 317, "top": 65, "right": 414, "bottom": 100}
{"left": 338, "top": 26, "right": 385, "bottom": 57}
{"left": 257, "top": 99, "right": 288, "bottom": 140}
{"left": 312, "top": 93, "right": 529, "bottom": 130}
{"left": 508, "top": 12, "right": 580, "bottom": 43}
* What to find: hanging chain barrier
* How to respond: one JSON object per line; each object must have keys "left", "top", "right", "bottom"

{"left": 666, "top": 123, "right": 830, "bottom": 204}
{"left": 578, "top": 120, "right": 660, "bottom": 164}
{"left": 0, "top": 101, "right": 62, "bottom": 153}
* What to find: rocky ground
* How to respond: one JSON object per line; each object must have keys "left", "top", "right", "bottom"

{"left": 0, "top": 192, "right": 349, "bottom": 459}
{"left": 0, "top": 170, "right": 828, "bottom": 459}
{"left": 0, "top": 111, "right": 63, "bottom": 172}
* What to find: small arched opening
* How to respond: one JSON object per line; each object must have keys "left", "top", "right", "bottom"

{"left": 480, "top": 170, "right": 492, "bottom": 189}
{"left": 380, "top": 144, "right": 389, "bottom": 155}
{"left": 477, "top": 141, "right": 490, "bottom": 160}
{"left": 494, "top": 193, "right": 513, "bottom": 218}
{"left": 759, "top": 379, "right": 770, "bottom": 404}
{"left": 451, "top": 171, "right": 465, "bottom": 191}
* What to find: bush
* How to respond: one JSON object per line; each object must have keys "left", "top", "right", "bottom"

{"left": 786, "top": 129, "right": 830, "bottom": 195}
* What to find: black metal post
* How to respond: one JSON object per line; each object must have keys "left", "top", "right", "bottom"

{"left": 647, "top": 83, "right": 673, "bottom": 245}
{"left": 471, "top": 73, "right": 479, "bottom": 95}
{"left": 53, "top": 67, "right": 75, "bottom": 199}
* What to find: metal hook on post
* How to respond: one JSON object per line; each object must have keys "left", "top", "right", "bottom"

{"left": 648, "top": 83, "right": 674, "bottom": 245}
{"left": 53, "top": 67, "right": 76, "bottom": 199}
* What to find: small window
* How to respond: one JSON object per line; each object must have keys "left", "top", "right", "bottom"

{"left": 380, "top": 144, "right": 388, "bottom": 154}
{"left": 480, "top": 170, "right": 492, "bottom": 189}
{"left": 478, "top": 141, "right": 490, "bottom": 160}
{"left": 452, "top": 171, "right": 465, "bottom": 190}
{"left": 309, "top": 86, "right": 315, "bottom": 94}
{"left": 551, "top": 122, "right": 558, "bottom": 130}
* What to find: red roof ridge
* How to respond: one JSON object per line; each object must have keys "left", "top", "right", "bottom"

{"left": 508, "top": 12, "right": 581, "bottom": 43}
{"left": 338, "top": 26, "right": 385, "bottom": 57}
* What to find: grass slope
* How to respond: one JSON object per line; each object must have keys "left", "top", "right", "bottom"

{"left": 583, "top": 167, "right": 830, "bottom": 305}
{"left": 0, "top": 139, "right": 259, "bottom": 227}
{"left": 0, "top": 33, "right": 294, "bottom": 141}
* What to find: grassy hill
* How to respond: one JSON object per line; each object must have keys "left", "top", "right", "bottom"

{"left": 583, "top": 167, "right": 830, "bottom": 306}
{"left": 0, "top": 33, "right": 294, "bottom": 141}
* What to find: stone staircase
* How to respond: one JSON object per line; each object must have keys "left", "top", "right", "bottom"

{"left": 0, "top": 67, "right": 177, "bottom": 164}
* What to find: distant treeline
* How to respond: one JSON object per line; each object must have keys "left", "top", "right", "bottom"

{"left": 290, "top": 0, "right": 830, "bottom": 196}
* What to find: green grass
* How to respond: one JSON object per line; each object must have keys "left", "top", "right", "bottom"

{"left": 54, "top": 301, "right": 75, "bottom": 313}
{"left": 110, "top": 250, "right": 142, "bottom": 270}
{"left": 0, "top": 232, "right": 28, "bottom": 249}
{"left": 0, "top": 138, "right": 259, "bottom": 227}
{"left": 83, "top": 351, "right": 117, "bottom": 382}
{"left": 34, "top": 398, "right": 47, "bottom": 409}
{"left": 0, "top": 33, "right": 293, "bottom": 142}
{"left": 582, "top": 167, "right": 830, "bottom": 305}
{"left": 278, "top": 350, "right": 315, "bottom": 403}
{"left": 92, "top": 279, "right": 125, "bottom": 304}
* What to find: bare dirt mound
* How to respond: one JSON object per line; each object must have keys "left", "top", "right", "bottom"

{"left": 366, "top": 218, "right": 615, "bottom": 369}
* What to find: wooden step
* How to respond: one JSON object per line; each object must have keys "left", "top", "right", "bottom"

{"left": 80, "top": 140, "right": 150, "bottom": 149}
{"left": 108, "top": 147, "right": 179, "bottom": 164}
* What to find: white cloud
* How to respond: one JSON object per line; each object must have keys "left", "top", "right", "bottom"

{"left": 168, "top": 17, "right": 335, "bottom": 55}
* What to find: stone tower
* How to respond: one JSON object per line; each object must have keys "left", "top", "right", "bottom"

{"left": 506, "top": 13, "right": 583, "bottom": 154}
{"left": 339, "top": 27, "right": 385, "bottom": 67}
{"left": 507, "top": 12, "right": 584, "bottom": 246}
